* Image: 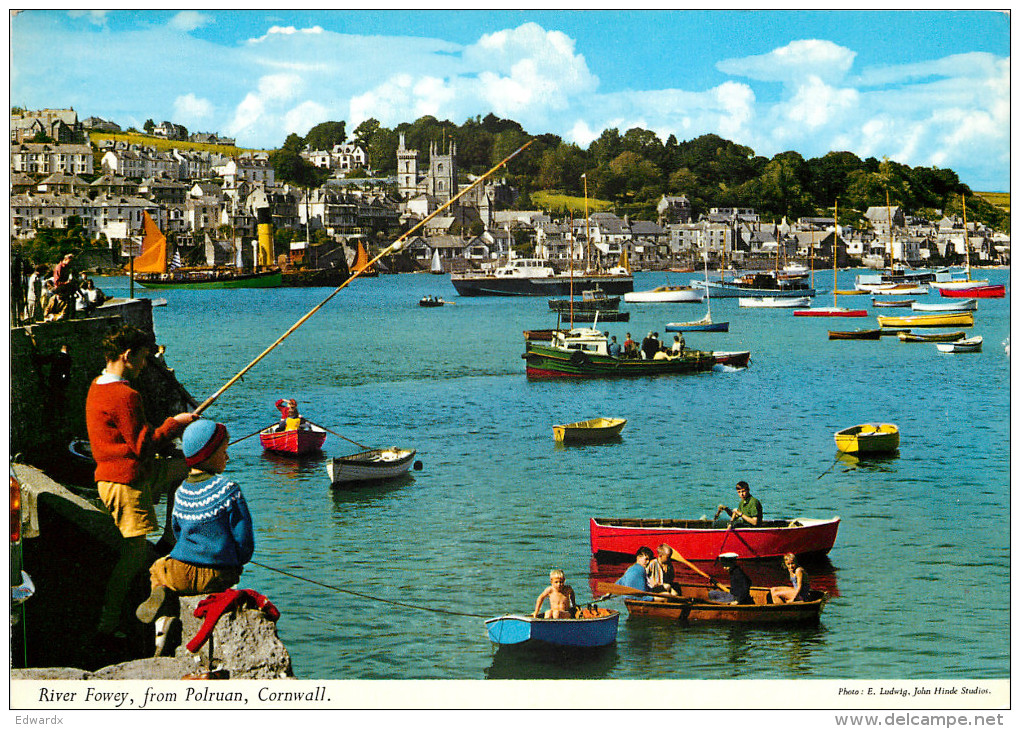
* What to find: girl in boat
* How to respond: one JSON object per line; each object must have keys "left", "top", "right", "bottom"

{"left": 275, "top": 398, "right": 306, "bottom": 432}
{"left": 770, "top": 553, "right": 810, "bottom": 604}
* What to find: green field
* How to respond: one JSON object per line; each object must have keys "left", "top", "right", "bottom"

{"left": 976, "top": 191, "right": 1010, "bottom": 214}
{"left": 531, "top": 190, "right": 614, "bottom": 215}
{"left": 90, "top": 131, "right": 260, "bottom": 157}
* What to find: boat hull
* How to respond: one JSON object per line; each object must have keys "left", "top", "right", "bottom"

{"left": 451, "top": 273, "right": 633, "bottom": 296}
{"left": 871, "top": 299, "right": 915, "bottom": 308}
{"left": 939, "top": 285, "right": 1004, "bottom": 298}
{"left": 549, "top": 296, "right": 621, "bottom": 312}
{"left": 877, "top": 312, "right": 974, "bottom": 328}
{"left": 911, "top": 299, "right": 977, "bottom": 312}
{"left": 624, "top": 288, "right": 703, "bottom": 303}
{"left": 485, "top": 609, "right": 620, "bottom": 647}
{"left": 793, "top": 308, "right": 867, "bottom": 317}
{"left": 897, "top": 331, "right": 965, "bottom": 343}
{"left": 589, "top": 516, "right": 840, "bottom": 561}
{"left": 692, "top": 280, "right": 815, "bottom": 298}
{"left": 834, "top": 423, "right": 900, "bottom": 455}
{"left": 561, "top": 310, "right": 630, "bottom": 322}
{"left": 620, "top": 584, "right": 825, "bottom": 625}
{"left": 327, "top": 447, "right": 416, "bottom": 485}
{"left": 936, "top": 336, "right": 983, "bottom": 353}
{"left": 523, "top": 344, "right": 748, "bottom": 379}
{"left": 828, "top": 329, "right": 882, "bottom": 340}
{"left": 738, "top": 297, "right": 810, "bottom": 308}
{"left": 259, "top": 425, "right": 328, "bottom": 455}
{"left": 553, "top": 417, "right": 626, "bottom": 443}
{"left": 664, "top": 321, "right": 729, "bottom": 332}
{"left": 135, "top": 271, "right": 283, "bottom": 289}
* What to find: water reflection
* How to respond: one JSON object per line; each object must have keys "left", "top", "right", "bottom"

{"left": 329, "top": 474, "right": 415, "bottom": 506}
{"left": 835, "top": 451, "right": 901, "bottom": 473}
{"left": 553, "top": 436, "right": 624, "bottom": 451}
{"left": 260, "top": 449, "right": 327, "bottom": 479}
{"left": 484, "top": 642, "right": 619, "bottom": 679}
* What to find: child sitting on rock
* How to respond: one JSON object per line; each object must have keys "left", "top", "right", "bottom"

{"left": 136, "top": 419, "right": 255, "bottom": 655}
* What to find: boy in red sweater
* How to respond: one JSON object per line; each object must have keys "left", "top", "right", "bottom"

{"left": 85, "top": 325, "right": 197, "bottom": 643}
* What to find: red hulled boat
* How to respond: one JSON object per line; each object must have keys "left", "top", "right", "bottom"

{"left": 259, "top": 422, "right": 328, "bottom": 456}
{"left": 589, "top": 516, "right": 841, "bottom": 561}
{"left": 940, "top": 284, "right": 1005, "bottom": 298}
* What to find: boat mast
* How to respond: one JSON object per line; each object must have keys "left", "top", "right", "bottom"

{"left": 582, "top": 173, "right": 590, "bottom": 273}
{"left": 885, "top": 189, "right": 893, "bottom": 274}
{"left": 961, "top": 194, "right": 972, "bottom": 282}
{"left": 703, "top": 235, "right": 713, "bottom": 323}
{"left": 569, "top": 210, "right": 575, "bottom": 328}
{"left": 833, "top": 199, "right": 839, "bottom": 309}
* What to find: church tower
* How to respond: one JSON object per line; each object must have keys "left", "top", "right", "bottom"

{"left": 426, "top": 139, "right": 458, "bottom": 205}
{"left": 396, "top": 133, "right": 418, "bottom": 200}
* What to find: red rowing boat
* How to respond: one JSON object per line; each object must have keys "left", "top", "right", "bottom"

{"left": 589, "top": 516, "right": 840, "bottom": 561}
{"left": 940, "top": 284, "right": 1005, "bottom": 298}
{"left": 259, "top": 422, "right": 327, "bottom": 455}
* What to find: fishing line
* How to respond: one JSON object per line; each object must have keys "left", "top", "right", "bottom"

{"left": 248, "top": 559, "right": 491, "bottom": 619}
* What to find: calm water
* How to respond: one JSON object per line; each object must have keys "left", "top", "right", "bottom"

{"left": 101, "top": 268, "right": 1011, "bottom": 680}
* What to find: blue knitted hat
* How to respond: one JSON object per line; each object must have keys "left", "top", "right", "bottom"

{"left": 183, "top": 420, "right": 228, "bottom": 466}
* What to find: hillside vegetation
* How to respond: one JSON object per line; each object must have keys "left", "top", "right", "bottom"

{"left": 531, "top": 191, "right": 613, "bottom": 215}
{"left": 976, "top": 192, "right": 1010, "bottom": 215}
{"left": 90, "top": 131, "right": 258, "bottom": 157}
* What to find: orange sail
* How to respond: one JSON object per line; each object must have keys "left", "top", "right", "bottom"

{"left": 129, "top": 212, "right": 168, "bottom": 274}
{"left": 352, "top": 241, "right": 374, "bottom": 274}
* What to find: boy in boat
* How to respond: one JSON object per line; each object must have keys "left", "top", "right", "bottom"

{"left": 533, "top": 568, "right": 577, "bottom": 619}
{"left": 646, "top": 544, "right": 679, "bottom": 596}
{"left": 616, "top": 546, "right": 655, "bottom": 600}
{"left": 86, "top": 325, "right": 197, "bottom": 650}
{"left": 714, "top": 480, "right": 763, "bottom": 526}
{"left": 275, "top": 398, "right": 305, "bottom": 431}
{"left": 136, "top": 419, "right": 255, "bottom": 654}
{"left": 712, "top": 552, "right": 754, "bottom": 605}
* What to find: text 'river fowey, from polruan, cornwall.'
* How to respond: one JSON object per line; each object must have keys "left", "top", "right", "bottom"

{"left": 100, "top": 266, "right": 1008, "bottom": 680}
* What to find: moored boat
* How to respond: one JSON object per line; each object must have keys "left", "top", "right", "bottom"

{"left": 911, "top": 299, "right": 977, "bottom": 312}
{"left": 876, "top": 311, "right": 974, "bottom": 328}
{"left": 588, "top": 516, "right": 840, "bottom": 562}
{"left": 738, "top": 296, "right": 810, "bottom": 308}
{"left": 871, "top": 298, "right": 915, "bottom": 308}
{"left": 939, "top": 284, "right": 1004, "bottom": 298}
{"left": 549, "top": 287, "right": 621, "bottom": 312}
{"left": 451, "top": 258, "right": 633, "bottom": 296}
{"left": 691, "top": 272, "right": 815, "bottom": 298}
{"left": 553, "top": 417, "right": 626, "bottom": 443}
{"left": 522, "top": 327, "right": 749, "bottom": 379}
{"left": 419, "top": 295, "right": 446, "bottom": 307}
{"left": 259, "top": 422, "right": 328, "bottom": 456}
{"left": 794, "top": 307, "right": 867, "bottom": 317}
{"left": 663, "top": 314, "right": 729, "bottom": 332}
{"left": 863, "top": 284, "right": 929, "bottom": 295}
{"left": 326, "top": 447, "right": 417, "bottom": 486}
{"left": 936, "top": 336, "right": 983, "bottom": 353}
{"left": 834, "top": 423, "right": 899, "bottom": 455}
{"left": 562, "top": 310, "right": 630, "bottom": 322}
{"left": 612, "top": 583, "right": 826, "bottom": 625}
{"left": 897, "top": 331, "right": 966, "bottom": 343}
{"left": 828, "top": 329, "right": 882, "bottom": 340}
{"left": 623, "top": 286, "right": 703, "bottom": 303}
{"left": 135, "top": 268, "right": 283, "bottom": 289}
{"left": 485, "top": 607, "right": 620, "bottom": 647}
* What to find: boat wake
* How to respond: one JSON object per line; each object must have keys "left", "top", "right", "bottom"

{"left": 713, "top": 364, "right": 746, "bottom": 374}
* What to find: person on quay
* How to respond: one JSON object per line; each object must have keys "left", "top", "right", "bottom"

{"left": 136, "top": 419, "right": 255, "bottom": 655}
{"left": 711, "top": 552, "right": 754, "bottom": 605}
{"left": 714, "top": 480, "right": 763, "bottom": 527}
{"left": 646, "top": 544, "right": 679, "bottom": 596}
{"left": 26, "top": 264, "right": 46, "bottom": 322}
{"left": 608, "top": 335, "right": 622, "bottom": 358}
{"left": 770, "top": 552, "right": 811, "bottom": 604}
{"left": 532, "top": 568, "right": 577, "bottom": 619}
{"left": 85, "top": 325, "right": 197, "bottom": 649}
{"left": 616, "top": 546, "right": 655, "bottom": 600}
{"left": 52, "top": 251, "right": 77, "bottom": 320}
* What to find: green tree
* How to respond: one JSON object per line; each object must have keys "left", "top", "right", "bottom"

{"left": 143, "top": 119, "right": 155, "bottom": 135}
{"left": 270, "top": 133, "right": 327, "bottom": 188}
{"left": 305, "top": 121, "right": 346, "bottom": 150}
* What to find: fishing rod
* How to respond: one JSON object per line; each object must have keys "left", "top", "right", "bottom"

{"left": 192, "top": 140, "right": 534, "bottom": 416}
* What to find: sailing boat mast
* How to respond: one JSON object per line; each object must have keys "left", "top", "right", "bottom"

{"left": 961, "top": 194, "right": 972, "bottom": 282}
{"left": 569, "top": 210, "right": 575, "bottom": 327}
{"left": 833, "top": 200, "right": 839, "bottom": 310}
{"left": 582, "top": 174, "right": 590, "bottom": 273}
{"left": 885, "top": 189, "right": 894, "bottom": 273}
{"left": 702, "top": 233, "right": 713, "bottom": 323}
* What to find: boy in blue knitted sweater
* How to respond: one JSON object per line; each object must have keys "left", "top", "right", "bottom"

{"left": 136, "top": 419, "right": 255, "bottom": 653}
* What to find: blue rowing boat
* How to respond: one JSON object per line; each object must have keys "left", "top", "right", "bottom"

{"left": 485, "top": 608, "right": 620, "bottom": 647}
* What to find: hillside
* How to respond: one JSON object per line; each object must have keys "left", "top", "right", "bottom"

{"left": 976, "top": 192, "right": 1010, "bottom": 215}
{"left": 90, "top": 131, "right": 259, "bottom": 157}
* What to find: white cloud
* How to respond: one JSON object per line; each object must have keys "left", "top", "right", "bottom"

{"left": 168, "top": 11, "right": 211, "bottom": 33}
{"left": 249, "top": 25, "right": 325, "bottom": 43}
{"left": 783, "top": 76, "right": 858, "bottom": 129}
{"left": 284, "top": 101, "right": 330, "bottom": 135}
{"left": 173, "top": 93, "right": 214, "bottom": 121}
{"left": 718, "top": 40, "right": 856, "bottom": 85}
{"left": 67, "top": 10, "right": 108, "bottom": 26}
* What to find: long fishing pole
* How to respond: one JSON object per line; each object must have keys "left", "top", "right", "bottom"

{"left": 193, "top": 140, "right": 534, "bottom": 416}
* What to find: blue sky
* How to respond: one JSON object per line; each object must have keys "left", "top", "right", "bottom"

{"left": 9, "top": 10, "right": 1011, "bottom": 190}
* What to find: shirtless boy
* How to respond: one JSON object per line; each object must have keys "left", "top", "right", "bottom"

{"left": 532, "top": 568, "right": 577, "bottom": 619}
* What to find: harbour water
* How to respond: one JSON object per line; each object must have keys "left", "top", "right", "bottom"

{"left": 101, "top": 268, "right": 1010, "bottom": 681}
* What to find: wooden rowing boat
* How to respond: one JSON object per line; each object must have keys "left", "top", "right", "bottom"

{"left": 485, "top": 607, "right": 619, "bottom": 647}
{"left": 871, "top": 298, "right": 915, "bottom": 308}
{"left": 259, "top": 422, "right": 328, "bottom": 455}
{"left": 834, "top": 423, "right": 899, "bottom": 455}
{"left": 326, "top": 447, "right": 417, "bottom": 485}
{"left": 553, "top": 417, "right": 626, "bottom": 443}
{"left": 613, "top": 583, "right": 826, "bottom": 625}
{"left": 876, "top": 311, "right": 974, "bottom": 328}
{"left": 589, "top": 516, "right": 840, "bottom": 561}
{"left": 738, "top": 296, "right": 810, "bottom": 308}
{"left": 897, "top": 331, "right": 966, "bottom": 343}
{"left": 911, "top": 299, "right": 977, "bottom": 312}
{"left": 828, "top": 329, "right": 882, "bottom": 340}
{"left": 936, "top": 336, "right": 983, "bottom": 353}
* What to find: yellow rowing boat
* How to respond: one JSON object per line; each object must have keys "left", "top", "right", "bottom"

{"left": 834, "top": 423, "right": 900, "bottom": 455}
{"left": 553, "top": 417, "right": 627, "bottom": 443}
{"left": 876, "top": 311, "right": 974, "bottom": 328}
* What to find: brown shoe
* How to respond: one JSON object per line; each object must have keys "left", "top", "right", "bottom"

{"left": 136, "top": 585, "right": 167, "bottom": 624}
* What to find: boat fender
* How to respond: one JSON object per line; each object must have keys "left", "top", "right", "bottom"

{"left": 413, "top": 460, "right": 423, "bottom": 470}
{"left": 570, "top": 350, "right": 590, "bottom": 366}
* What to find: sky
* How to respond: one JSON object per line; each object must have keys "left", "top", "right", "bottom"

{"left": 8, "top": 10, "right": 1012, "bottom": 190}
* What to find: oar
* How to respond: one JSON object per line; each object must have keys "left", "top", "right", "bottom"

{"left": 667, "top": 547, "right": 727, "bottom": 592}
{"left": 595, "top": 582, "right": 692, "bottom": 602}
{"left": 228, "top": 425, "right": 271, "bottom": 447}
{"left": 304, "top": 420, "right": 371, "bottom": 451}
{"left": 191, "top": 140, "right": 533, "bottom": 417}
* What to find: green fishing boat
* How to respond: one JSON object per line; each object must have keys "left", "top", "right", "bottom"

{"left": 134, "top": 269, "right": 283, "bottom": 289}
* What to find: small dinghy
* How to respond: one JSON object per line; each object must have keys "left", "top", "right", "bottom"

{"left": 553, "top": 417, "right": 626, "bottom": 443}
{"left": 419, "top": 295, "right": 446, "bottom": 307}
{"left": 936, "top": 336, "right": 983, "bottom": 353}
{"left": 259, "top": 422, "right": 328, "bottom": 456}
{"left": 327, "top": 447, "right": 418, "bottom": 486}
{"left": 834, "top": 423, "right": 900, "bottom": 455}
{"left": 871, "top": 298, "right": 914, "bottom": 308}
{"left": 485, "top": 607, "right": 620, "bottom": 647}
{"left": 897, "top": 330, "right": 966, "bottom": 343}
{"left": 828, "top": 329, "right": 882, "bottom": 340}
